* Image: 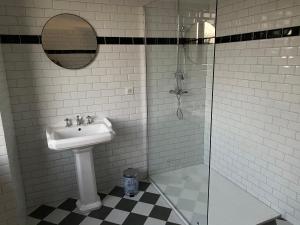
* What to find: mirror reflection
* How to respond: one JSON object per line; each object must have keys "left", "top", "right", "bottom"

{"left": 42, "top": 14, "right": 98, "bottom": 69}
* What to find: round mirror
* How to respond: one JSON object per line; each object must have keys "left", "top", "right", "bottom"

{"left": 42, "top": 14, "right": 98, "bottom": 69}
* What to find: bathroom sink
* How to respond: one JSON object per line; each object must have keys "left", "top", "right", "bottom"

{"left": 46, "top": 118, "right": 115, "bottom": 151}
{"left": 45, "top": 117, "right": 116, "bottom": 212}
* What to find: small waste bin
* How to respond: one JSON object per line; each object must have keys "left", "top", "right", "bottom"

{"left": 123, "top": 168, "right": 139, "bottom": 197}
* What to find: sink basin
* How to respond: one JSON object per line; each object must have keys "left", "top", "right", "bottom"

{"left": 45, "top": 118, "right": 115, "bottom": 212}
{"left": 46, "top": 118, "right": 115, "bottom": 151}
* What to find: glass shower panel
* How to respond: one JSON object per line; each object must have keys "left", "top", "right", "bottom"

{"left": 145, "top": 0, "right": 216, "bottom": 225}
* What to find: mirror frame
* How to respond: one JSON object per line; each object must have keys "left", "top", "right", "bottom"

{"left": 41, "top": 13, "right": 98, "bottom": 70}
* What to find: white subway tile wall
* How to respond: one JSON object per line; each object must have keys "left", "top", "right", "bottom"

{"left": 0, "top": 44, "right": 26, "bottom": 225}
{"left": 212, "top": 0, "right": 300, "bottom": 222}
{"left": 145, "top": 0, "right": 216, "bottom": 175}
{"left": 212, "top": 37, "right": 300, "bottom": 224}
{"left": 211, "top": 1, "right": 300, "bottom": 224}
{"left": 147, "top": 45, "right": 207, "bottom": 174}
{"left": 217, "top": 0, "right": 300, "bottom": 37}
{"left": 0, "top": 0, "right": 146, "bottom": 36}
{"left": 144, "top": 0, "right": 178, "bottom": 38}
{"left": 0, "top": 0, "right": 148, "bottom": 210}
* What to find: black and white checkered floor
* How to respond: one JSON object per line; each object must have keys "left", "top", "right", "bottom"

{"left": 27, "top": 182, "right": 184, "bottom": 225}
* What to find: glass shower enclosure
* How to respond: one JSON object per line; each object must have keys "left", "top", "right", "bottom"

{"left": 145, "top": 0, "right": 217, "bottom": 224}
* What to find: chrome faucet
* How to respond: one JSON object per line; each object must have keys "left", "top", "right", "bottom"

{"left": 76, "top": 115, "right": 84, "bottom": 126}
{"left": 86, "top": 115, "right": 93, "bottom": 125}
{"left": 64, "top": 118, "right": 72, "bottom": 127}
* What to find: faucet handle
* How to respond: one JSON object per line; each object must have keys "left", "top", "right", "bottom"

{"left": 64, "top": 118, "right": 72, "bottom": 127}
{"left": 86, "top": 115, "right": 93, "bottom": 125}
{"left": 76, "top": 115, "right": 84, "bottom": 125}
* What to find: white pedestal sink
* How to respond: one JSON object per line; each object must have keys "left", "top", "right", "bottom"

{"left": 46, "top": 118, "right": 115, "bottom": 212}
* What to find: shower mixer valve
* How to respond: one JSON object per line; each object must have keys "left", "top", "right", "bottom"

{"left": 170, "top": 69, "right": 188, "bottom": 120}
{"left": 175, "top": 71, "right": 185, "bottom": 80}
{"left": 169, "top": 88, "right": 188, "bottom": 95}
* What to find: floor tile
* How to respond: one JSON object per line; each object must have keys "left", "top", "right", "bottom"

{"left": 102, "top": 195, "right": 122, "bottom": 208}
{"left": 37, "top": 221, "right": 56, "bottom": 225}
{"left": 27, "top": 183, "right": 185, "bottom": 225}
{"left": 47, "top": 201, "right": 65, "bottom": 208}
{"left": 122, "top": 213, "right": 147, "bottom": 225}
{"left": 58, "top": 198, "right": 77, "bottom": 211}
{"left": 167, "top": 211, "right": 183, "bottom": 224}
{"left": 58, "top": 212, "right": 86, "bottom": 225}
{"left": 109, "top": 186, "right": 124, "bottom": 198}
{"left": 79, "top": 216, "right": 103, "bottom": 225}
{"left": 144, "top": 217, "right": 166, "bottom": 225}
{"left": 145, "top": 185, "right": 159, "bottom": 194}
{"left": 149, "top": 205, "right": 172, "bottom": 221}
{"left": 262, "top": 220, "right": 277, "bottom": 225}
{"left": 115, "top": 198, "right": 137, "bottom": 212}
{"left": 98, "top": 193, "right": 107, "bottom": 200}
{"left": 156, "top": 196, "right": 171, "bottom": 208}
{"left": 44, "top": 209, "right": 70, "bottom": 224}
{"left": 100, "top": 222, "right": 118, "bottom": 225}
{"left": 72, "top": 208, "right": 90, "bottom": 216}
{"left": 197, "top": 193, "right": 208, "bottom": 203}
{"left": 180, "top": 189, "right": 198, "bottom": 200}
{"left": 104, "top": 209, "right": 129, "bottom": 224}
{"left": 88, "top": 206, "right": 113, "bottom": 220}
{"left": 139, "top": 192, "right": 160, "bottom": 204}
{"left": 165, "top": 186, "right": 182, "bottom": 197}
{"left": 191, "top": 213, "right": 207, "bottom": 225}
{"left": 29, "top": 205, "right": 56, "bottom": 220}
{"left": 194, "top": 201, "right": 207, "bottom": 214}
{"left": 166, "top": 222, "right": 182, "bottom": 225}
{"left": 167, "top": 196, "right": 178, "bottom": 205}
{"left": 176, "top": 199, "right": 196, "bottom": 212}
{"left": 139, "top": 182, "right": 151, "bottom": 191}
{"left": 123, "top": 191, "right": 143, "bottom": 201}
{"left": 179, "top": 210, "right": 193, "bottom": 221}
{"left": 26, "top": 216, "right": 41, "bottom": 225}
{"left": 132, "top": 202, "right": 154, "bottom": 216}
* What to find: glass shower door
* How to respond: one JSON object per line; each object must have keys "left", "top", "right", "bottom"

{"left": 145, "top": 0, "right": 216, "bottom": 224}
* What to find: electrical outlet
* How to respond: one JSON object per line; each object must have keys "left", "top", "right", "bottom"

{"left": 125, "top": 87, "right": 134, "bottom": 95}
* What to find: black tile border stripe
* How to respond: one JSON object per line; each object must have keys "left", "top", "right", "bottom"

{"left": 215, "top": 26, "right": 300, "bottom": 44}
{"left": 0, "top": 26, "right": 299, "bottom": 45}
{"left": 0, "top": 34, "right": 212, "bottom": 45}
{"left": 44, "top": 50, "right": 97, "bottom": 54}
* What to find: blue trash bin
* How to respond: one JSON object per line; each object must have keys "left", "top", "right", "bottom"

{"left": 123, "top": 168, "right": 139, "bottom": 197}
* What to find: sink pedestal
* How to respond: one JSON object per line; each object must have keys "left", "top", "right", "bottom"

{"left": 73, "top": 147, "right": 101, "bottom": 212}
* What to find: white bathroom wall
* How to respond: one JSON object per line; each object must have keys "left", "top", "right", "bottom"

{"left": 146, "top": 44, "right": 207, "bottom": 174}
{"left": 144, "top": 0, "right": 177, "bottom": 38}
{"left": 0, "top": 0, "right": 146, "bottom": 36}
{"left": 0, "top": 0, "right": 148, "bottom": 209}
{"left": 217, "top": 0, "right": 300, "bottom": 37}
{"left": 211, "top": 0, "right": 300, "bottom": 224}
{"left": 0, "top": 44, "right": 26, "bottom": 225}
